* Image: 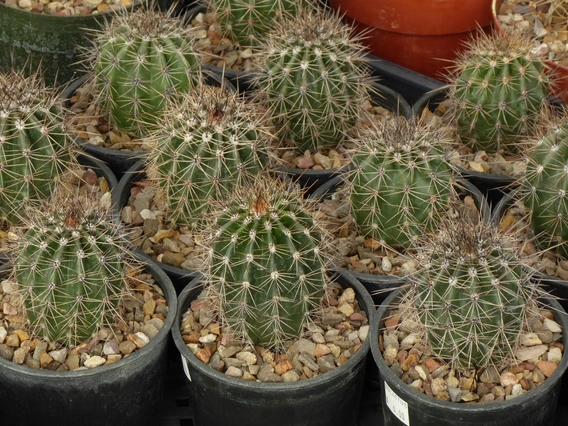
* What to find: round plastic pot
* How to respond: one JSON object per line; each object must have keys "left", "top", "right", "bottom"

{"left": 371, "top": 288, "right": 568, "bottom": 425}
{"left": 327, "top": 0, "right": 493, "bottom": 80}
{"left": 310, "top": 175, "right": 491, "bottom": 297}
{"left": 112, "top": 160, "right": 199, "bottom": 292}
{"left": 492, "top": 189, "right": 568, "bottom": 312}
{"left": 492, "top": 0, "right": 568, "bottom": 104}
{"left": 276, "top": 82, "right": 413, "bottom": 196}
{"left": 61, "top": 72, "right": 235, "bottom": 179}
{"left": 171, "top": 269, "right": 374, "bottom": 426}
{"left": 0, "top": 257, "right": 177, "bottom": 426}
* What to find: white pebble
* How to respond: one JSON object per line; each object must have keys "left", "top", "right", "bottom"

{"left": 84, "top": 356, "right": 106, "bottom": 368}
{"left": 381, "top": 257, "right": 392, "bottom": 273}
{"left": 199, "top": 334, "right": 217, "bottom": 343}
{"left": 358, "top": 325, "right": 369, "bottom": 342}
{"left": 543, "top": 318, "right": 562, "bottom": 333}
{"left": 548, "top": 347, "right": 563, "bottom": 363}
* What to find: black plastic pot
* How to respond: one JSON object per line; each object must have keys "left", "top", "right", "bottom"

{"left": 0, "top": 257, "right": 177, "bottom": 426}
{"left": 171, "top": 269, "right": 374, "bottom": 426}
{"left": 371, "top": 289, "right": 568, "bottom": 426}
{"left": 310, "top": 175, "right": 491, "bottom": 298}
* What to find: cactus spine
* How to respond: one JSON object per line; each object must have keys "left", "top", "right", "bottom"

{"left": 449, "top": 31, "right": 549, "bottom": 153}
{"left": 90, "top": 5, "right": 201, "bottom": 135}
{"left": 205, "top": 175, "right": 330, "bottom": 351}
{"left": 146, "top": 83, "right": 270, "bottom": 224}
{"left": 412, "top": 218, "right": 534, "bottom": 369}
{"left": 348, "top": 117, "right": 454, "bottom": 248}
{"left": 254, "top": 7, "right": 373, "bottom": 154}
{"left": 0, "top": 70, "right": 73, "bottom": 223}
{"left": 15, "top": 201, "right": 129, "bottom": 346}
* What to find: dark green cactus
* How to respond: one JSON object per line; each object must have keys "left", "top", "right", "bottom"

{"left": 15, "top": 200, "right": 129, "bottom": 346}
{"left": 522, "top": 119, "right": 568, "bottom": 259}
{"left": 412, "top": 217, "right": 534, "bottom": 369}
{"left": 90, "top": 5, "right": 202, "bottom": 135}
{"left": 449, "top": 31, "right": 549, "bottom": 153}
{"left": 348, "top": 117, "right": 454, "bottom": 248}
{"left": 254, "top": 7, "right": 373, "bottom": 154}
{"left": 146, "top": 83, "right": 270, "bottom": 224}
{"left": 209, "top": 0, "right": 303, "bottom": 48}
{"left": 205, "top": 175, "right": 330, "bottom": 351}
{"left": 0, "top": 70, "right": 73, "bottom": 224}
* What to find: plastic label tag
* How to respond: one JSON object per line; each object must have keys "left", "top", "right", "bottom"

{"left": 181, "top": 356, "right": 192, "bottom": 382}
{"left": 385, "top": 382, "right": 410, "bottom": 425}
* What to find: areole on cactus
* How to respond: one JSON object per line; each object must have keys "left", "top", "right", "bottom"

{"left": 87, "top": 4, "right": 202, "bottom": 136}
{"left": 0, "top": 70, "right": 73, "bottom": 224}
{"left": 203, "top": 174, "right": 332, "bottom": 352}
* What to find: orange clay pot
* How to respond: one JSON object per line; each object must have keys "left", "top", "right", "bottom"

{"left": 327, "top": 0, "right": 493, "bottom": 80}
{"left": 492, "top": 0, "right": 568, "bottom": 103}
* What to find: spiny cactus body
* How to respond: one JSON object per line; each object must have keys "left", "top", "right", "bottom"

{"left": 90, "top": 6, "right": 201, "bottom": 135}
{"left": 254, "top": 7, "right": 372, "bottom": 154}
{"left": 0, "top": 70, "right": 72, "bottom": 223}
{"left": 147, "top": 84, "right": 270, "bottom": 224}
{"left": 522, "top": 120, "right": 568, "bottom": 259}
{"left": 209, "top": 0, "right": 302, "bottom": 49}
{"left": 348, "top": 118, "right": 454, "bottom": 248}
{"left": 412, "top": 218, "right": 534, "bottom": 369}
{"left": 15, "top": 201, "right": 129, "bottom": 346}
{"left": 450, "top": 31, "right": 549, "bottom": 153}
{"left": 205, "top": 175, "right": 330, "bottom": 352}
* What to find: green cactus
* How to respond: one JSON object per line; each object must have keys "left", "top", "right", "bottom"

{"left": 348, "top": 117, "right": 454, "bottom": 248}
{"left": 208, "top": 0, "right": 303, "bottom": 49}
{"left": 205, "top": 175, "right": 330, "bottom": 351}
{"left": 449, "top": 31, "right": 549, "bottom": 153}
{"left": 0, "top": 70, "right": 73, "bottom": 224}
{"left": 253, "top": 7, "right": 373, "bottom": 154}
{"left": 412, "top": 217, "right": 534, "bottom": 369}
{"left": 89, "top": 5, "right": 202, "bottom": 135}
{"left": 14, "top": 200, "right": 130, "bottom": 346}
{"left": 522, "top": 119, "right": 568, "bottom": 259}
{"left": 146, "top": 83, "right": 270, "bottom": 224}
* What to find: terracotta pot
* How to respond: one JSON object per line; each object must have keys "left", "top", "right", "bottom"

{"left": 492, "top": 0, "right": 568, "bottom": 103}
{"left": 327, "top": 0, "right": 493, "bottom": 79}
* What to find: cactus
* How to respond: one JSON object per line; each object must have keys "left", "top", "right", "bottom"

{"left": 412, "top": 217, "right": 535, "bottom": 369}
{"left": 146, "top": 83, "right": 270, "bottom": 224}
{"left": 14, "top": 199, "right": 131, "bottom": 346}
{"left": 204, "top": 175, "right": 331, "bottom": 351}
{"left": 208, "top": 0, "right": 303, "bottom": 49}
{"left": 347, "top": 117, "right": 454, "bottom": 248}
{"left": 0, "top": 70, "right": 73, "bottom": 224}
{"left": 521, "top": 117, "right": 568, "bottom": 259}
{"left": 253, "top": 7, "right": 373, "bottom": 154}
{"left": 88, "top": 5, "right": 202, "bottom": 135}
{"left": 449, "top": 31, "right": 549, "bottom": 153}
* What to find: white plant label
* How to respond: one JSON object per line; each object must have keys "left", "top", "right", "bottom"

{"left": 181, "top": 356, "right": 192, "bottom": 382}
{"left": 385, "top": 382, "right": 410, "bottom": 425}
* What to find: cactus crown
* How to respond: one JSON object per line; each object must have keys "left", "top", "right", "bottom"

{"left": 448, "top": 31, "right": 549, "bottom": 153}
{"left": 146, "top": 82, "right": 271, "bottom": 225}
{"left": 202, "top": 174, "right": 332, "bottom": 352}
{"left": 0, "top": 70, "right": 73, "bottom": 223}
{"left": 87, "top": 4, "right": 202, "bottom": 136}
{"left": 14, "top": 198, "right": 134, "bottom": 347}
{"left": 410, "top": 216, "right": 537, "bottom": 369}
{"left": 253, "top": 6, "right": 373, "bottom": 153}
{"left": 347, "top": 116, "right": 454, "bottom": 248}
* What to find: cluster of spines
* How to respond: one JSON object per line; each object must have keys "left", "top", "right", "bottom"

{"left": 203, "top": 174, "right": 332, "bottom": 352}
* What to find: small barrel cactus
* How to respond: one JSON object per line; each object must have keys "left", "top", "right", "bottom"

{"left": 521, "top": 117, "right": 568, "bottom": 259}
{"left": 253, "top": 7, "right": 373, "bottom": 154}
{"left": 0, "top": 70, "right": 73, "bottom": 223}
{"left": 449, "top": 31, "right": 549, "bottom": 153}
{"left": 412, "top": 217, "right": 535, "bottom": 369}
{"left": 204, "top": 175, "right": 330, "bottom": 351}
{"left": 146, "top": 83, "right": 271, "bottom": 224}
{"left": 208, "top": 0, "right": 303, "bottom": 49}
{"left": 88, "top": 5, "right": 202, "bottom": 135}
{"left": 15, "top": 200, "right": 130, "bottom": 346}
{"left": 348, "top": 117, "right": 454, "bottom": 248}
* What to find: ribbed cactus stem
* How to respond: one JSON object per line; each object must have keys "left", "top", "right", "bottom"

{"left": 206, "top": 175, "right": 330, "bottom": 351}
